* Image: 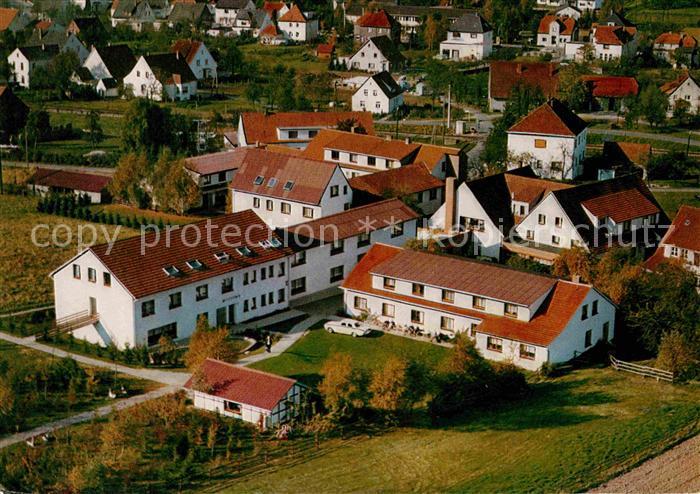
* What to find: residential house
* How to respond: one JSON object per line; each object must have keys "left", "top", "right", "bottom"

{"left": 535, "top": 0, "right": 567, "bottom": 8}
{"left": 342, "top": 243, "right": 616, "bottom": 371}
{"left": 67, "top": 17, "right": 107, "bottom": 41}
{"left": 580, "top": 75, "right": 638, "bottom": 112}
{"left": 349, "top": 163, "right": 445, "bottom": 215}
{"left": 7, "top": 45, "right": 59, "bottom": 88}
{"left": 555, "top": 5, "right": 581, "bottom": 20}
{"left": 262, "top": 1, "right": 288, "bottom": 20}
{"left": 185, "top": 150, "right": 240, "bottom": 209}
{"left": 428, "top": 168, "right": 572, "bottom": 260}
{"left": 439, "top": 13, "right": 493, "bottom": 61}
{"left": 599, "top": 141, "right": 652, "bottom": 179}
{"left": 24, "top": 29, "right": 90, "bottom": 63}
{"left": 592, "top": 25, "right": 636, "bottom": 61}
{"left": 513, "top": 174, "right": 667, "bottom": 263}
{"left": 81, "top": 44, "right": 137, "bottom": 97}
{"left": 301, "top": 129, "right": 420, "bottom": 178}
{"left": 488, "top": 61, "right": 560, "bottom": 112}
{"left": 413, "top": 143, "right": 465, "bottom": 180}
{"left": 51, "top": 210, "right": 295, "bottom": 348}
{"left": 0, "top": 7, "right": 31, "bottom": 33}
{"left": 576, "top": 0, "right": 601, "bottom": 11}
{"left": 507, "top": 98, "right": 588, "bottom": 180}
{"left": 537, "top": 14, "right": 577, "bottom": 49}
{"left": 351, "top": 71, "right": 404, "bottom": 115}
{"left": 236, "top": 111, "right": 375, "bottom": 149}
{"left": 645, "top": 205, "right": 700, "bottom": 288}
{"left": 346, "top": 36, "right": 405, "bottom": 73}
{"left": 185, "top": 359, "right": 305, "bottom": 431}
{"left": 229, "top": 147, "right": 352, "bottom": 227}
{"left": 123, "top": 53, "right": 198, "bottom": 101}
{"left": 278, "top": 3, "right": 318, "bottom": 42}
{"left": 0, "top": 85, "right": 29, "bottom": 142}
{"left": 282, "top": 198, "right": 418, "bottom": 302}
{"left": 28, "top": 168, "right": 111, "bottom": 203}
{"left": 167, "top": 3, "right": 213, "bottom": 29}
{"left": 214, "top": 0, "right": 255, "bottom": 28}
{"left": 354, "top": 9, "right": 398, "bottom": 44}
{"left": 258, "top": 23, "right": 287, "bottom": 45}
{"left": 660, "top": 72, "right": 700, "bottom": 117}
{"left": 315, "top": 42, "right": 335, "bottom": 59}
{"left": 171, "top": 39, "right": 218, "bottom": 81}
{"left": 654, "top": 32, "right": 698, "bottom": 67}
{"left": 110, "top": 0, "right": 164, "bottom": 31}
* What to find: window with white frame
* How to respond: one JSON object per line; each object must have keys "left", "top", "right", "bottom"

{"left": 487, "top": 336, "right": 503, "bottom": 352}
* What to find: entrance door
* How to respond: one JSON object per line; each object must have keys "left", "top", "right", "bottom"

{"left": 216, "top": 307, "right": 227, "bottom": 327}
{"left": 89, "top": 297, "right": 97, "bottom": 315}
{"left": 228, "top": 303, "right": 236, "bottom": 324}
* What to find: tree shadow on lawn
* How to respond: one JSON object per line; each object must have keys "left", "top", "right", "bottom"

{"left": 424, "top": 377, "right": 618, "bottom": 433}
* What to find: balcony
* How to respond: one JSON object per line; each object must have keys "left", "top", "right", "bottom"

{"left": 51, "top": 310, "right": 99, "bottom": 335}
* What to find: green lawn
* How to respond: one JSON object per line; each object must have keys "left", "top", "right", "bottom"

{"left": 626, "top": 0, "right": 700, "bottom": 26}
{"left": 240, "top": 44, "right": 329, "bottom": 73}
{"left": 251, "top": 326, "right": 449, "bottom": 385}
{"left": 224, "top": 366, "right": 700, "bottom": 493}
{"left": 653, "top": 191, "right": 700, "bottom": 217}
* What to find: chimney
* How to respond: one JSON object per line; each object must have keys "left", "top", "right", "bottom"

{"left": 404, "top": 137, "right": 410, "bottom": 144}
{"left": 350, "top": 125, "right": 356, "bottom": 133}
{"left": 385, "top": 135, "right": 391, "bottom": 141}
{"left": 255, "top": 140, "right": 260, "bottom": 147}
{"left": 175, "top": 51, "right": 179, "bottom": 59}
{"left": 516, "top": 62, "right": 522, "bottom": 74}
{"left": 444, "top": 177, "right": 456, "bottom": 232}
{"left": 572, "top": 274, "right": 581, "bottom": 283}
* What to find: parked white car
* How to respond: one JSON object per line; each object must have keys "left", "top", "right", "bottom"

{"left": 324, "top": 319, "right": 372, "bottom": 337}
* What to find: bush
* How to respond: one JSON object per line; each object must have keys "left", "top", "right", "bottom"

{"left": 656, "top": 331, "right": 699, "bottom": 381}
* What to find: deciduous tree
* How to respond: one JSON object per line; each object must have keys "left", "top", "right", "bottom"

{"left": 184, "top": 316, "right": 239, "bottom": 371}
{"left": 318, "top": 353, "right": 364, "bottom": 418}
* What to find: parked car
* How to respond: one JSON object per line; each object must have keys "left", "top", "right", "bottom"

{"left": 324, "top": 319, "right": 372, "bottom": 337}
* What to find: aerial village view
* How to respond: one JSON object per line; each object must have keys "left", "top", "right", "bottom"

{"left": 0, "top": 0, "right": 699, "bottom": 491}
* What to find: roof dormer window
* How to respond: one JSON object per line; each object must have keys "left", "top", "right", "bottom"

{"left": 186, "top": 259, "right": 204, "bottom": 270}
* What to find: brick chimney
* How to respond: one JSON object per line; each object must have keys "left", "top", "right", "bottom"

{"left": 443, "top": 176, "right": 456, "bottom": 232}
{"left": 516, "top": 62, "right": 522, "bottom": 74}
{"left": 404, "top": 137, "right": 410, "bottom": 144}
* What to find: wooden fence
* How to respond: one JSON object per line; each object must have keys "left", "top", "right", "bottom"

{"left": 610, "top": 355, "right": 674, "bottom": 382}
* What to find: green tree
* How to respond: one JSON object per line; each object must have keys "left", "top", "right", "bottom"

{"left": 24, "top": 110, "right": 51, "bottom": 155}
{"left": 672, "top": 98, "right": 690, "bottom": 125}
{"left": 108, "top": 152, "right": 151, "bottom": 207}
{"left": 245, "top": 81, "right": 263, "bottom": 109}
{"left": 220, "top": 44, "right": 245, "bottom": 79}
{"left": 368, "top": 356, "right": 412, "bottom": 418}
{"left": 184, "top": 316, "right": 239, "bottom": 371}
{"left": 318, "top": 353, "right": 364, "bottom": 419}
{"left": 86, "top": 110, "right": 104, "bottom": 147}
{"left": 639, "top": 85, "right": 668, "bottom": 128}
{"left": 121, "top": 99, "right": 184, "bottom": 157}
{"left": 151, "top": 151, "right": 199, "bottom": 214}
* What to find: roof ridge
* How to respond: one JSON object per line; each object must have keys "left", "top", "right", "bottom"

{"left": 203, "top": 358, "right": 298, "bottom": 384}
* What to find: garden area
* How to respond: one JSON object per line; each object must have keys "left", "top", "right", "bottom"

{"left": 0, "top": 340, "right": 156, "bottom": 436}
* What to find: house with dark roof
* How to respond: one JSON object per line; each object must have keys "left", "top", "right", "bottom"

{"left": 439, "top": 13, "right": 493, "bottom": 61}
{"left": 123, "top": 53, "right": 198, "bottom": 101}
{"left": 351, "top": 71, "right": 404, "bottom": 115}
{"left": 50, "top": 210, "right": 295, "bottom": 348}
{"left": 281, "top": 198, "right": 419, "bottom": 302}
{"left": 342, "top": 243, "right": 616, "bottom": 371}
{"left": 345, "top": 36, "right": 405, "bottom": 73}
{"left": 507, "top": 98, "right": 588, "bottom": 180}
{"left": 167, "top": 3, "right": 213, "bottom": 29}
{"left": 110, "top": 0, "right": 159, "bottom": 31}
{"left": 428, "top": 168, "right": 572, "bottom": 260}
{"left": 0, "top": 85, "right": 29, "bottom": 142}
{"left": 171, "top": 39, "right": 217, "bottom": 80}
{"left": 236, "top": 111, "right": 375, "bottom": 149}
{"left": 660, "top": 71, "right": 700, "bottom": 117}
{"left": 7, "top": 45, "right": 60, "bottom": 88}
{"left": 513, "top": 174, "right": 668, "bottom": 263}
{"left": 23, "top": 28, "right": 90, "bottom": 63}
{"left": 278, "top": 3, "right": 318, "bottom": 42}
{"left": 354, "top": 9, "right": 398, "bottom": 43}
{"left": 185, "top": 359, "right": 305, "bottom": 430}
{"left": 599, "top": 141, "right": 652, "bottom": 179}
{"left": 349, "top": 163, "right": 445, "bottom": 215}
{"left": 488, "top": 61, "right": 560, "bottom": 112}
{"left": 80, "top": 44, "right": 137, "bottom": 97}
{"left": 229, "top": 147, "right": 352, "bottom": 227}
{"left": 645, "top": 205, "right": 700, "bottom": 289}
{"left": 214, "top": 0, "right": 255, "bottom": 28}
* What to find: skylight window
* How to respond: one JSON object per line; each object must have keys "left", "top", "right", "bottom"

{"left": 267, "top": 177, "right": 278, "bottom": 188}
{"left": 269, "top": 237, "right": 282, "bottom": 248}
{"left": 253, "top": 175, "right": 264, "bottom": 185}
{"left": 283, "top": 180, "right": 294, "bottom": 191}
{"left": 162, "top": 265, "right": 181, "bottom": 277}
{"left": 214, "top": 252, "right": 230, "bottom": 263}
{"left": 186, "top": 259, "right": 204, "bottom": 270}
{"left": 236, "top": 246, "right": 253, "bottom": 257}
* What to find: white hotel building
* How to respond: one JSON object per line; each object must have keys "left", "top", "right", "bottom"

{"left": 342, "top": 244, "right": 616, "bottom": 370}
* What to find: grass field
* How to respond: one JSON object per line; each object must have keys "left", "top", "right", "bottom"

{"left": 653, "top": 190, "right": 700, "bottom": 217}
{"left": 251, "top": 326, "right": 449, "bottom": 386}
{"left": 626, "top": 0, "right": 700, "bottom": 27}
{"left": 0, "top": 193, "right": 138, "bottom": 312}
{"left": 0, "top": 340, "right": 156, "bottom": 434}
{"left": 240, "top": 44, "right": 329, "bottom": 74}
{"left": 89, "top": 203, "right": 202, "bottom": 226}
{"left": 224, "top": 366, "right": 700, "bottom": 493}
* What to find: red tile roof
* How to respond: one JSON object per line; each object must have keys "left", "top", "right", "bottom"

{"left": 489, "top": 61, "right": 559, "bottom": 101}
{"left": 170, "top": 39, "right": 203, "bottom": 64}
{"left": 185, "top": 150, "right": 240, "bottom": 175}
{"left": 581, "top": 188, "right": 660, "bottom": 223}
{"left": 508, "top": 98, "right": 587, "bottom": 137}
{"left": 279, "top": 3, "right": 307, "bottom": 22}
{"left": 414, "top": 143, "right": 460, "bottom": 169}
{"left": 30, "top": 168, "right": 111, "bottom": 193}
{"left": 0, "top": 7, "right": 18, "bottom": 31}
{"left": 240, "top": 111, "right": 375, "bottom": 145}
{"left": 348, "top": 163, "right": 444, "bottom": 197}
{"left": 594, "top": 25, "right": 633, "bottom": 46}
{"left": 655, "top": 31, "right": 683, "bottom": 45}
{"left": 229, "top": 147, "right": 340, "bottom": 205}
{"left": 660, "top": 72, "right": 697, "bottom": 95}
{"left": 603, "top": 141, "right": 651, "bottom": 166}
{"left": 262, "top": 1, "right": 285, "bottom": 15}
{"left": 316, "top": 43, "right": 334, "bottom": 55}
{"left": 34, "top": 19, "right": 53, "bottom": 32}
{"left": 84, "top": 210, "right": 292, "bottom": 299}
{"left": 184, "top": 359, "right": 297, "bottom": 411}
{"left": 538, "top": 15, "right": 576, "bottom": 36}
{"left": 342, "top": 244, "right": 592, "bottom": 346}
{"left": 660, "top": 205, "right": 700, "bottom": 252}
{"left": 504, "top": 173, "right": 572, "bottom": 206}
{"left": 304, "top": 129, "right": 420, "bottom": 161}
{"left": 285, "top": 198, "right": 418, "bottom": 242}
{"left": 260, "top": 23, "right": 280, "bottom": 37}
{"left": 581, "top": 75, "right": 638, "bottom": 98}
{"left": 357, "top": 9, "right": 392, "bottom": 28}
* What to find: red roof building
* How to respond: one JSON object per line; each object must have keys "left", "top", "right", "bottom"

{"left": 30, "top": 168, "right": 111, "bottom": 202}
{"left": 645, "top": 205, "right": 700, "bottom": 282}
{"left": 488, "top": 61, "right": 559, "bottom": 111}
{"left": 354, "top": 9, "right": 397, "bottom": 43}
{"left": 581, "top": 75, "right": 638, "bottom": 98}
{"left": 508, "top": 98, "right": 587, "bottom": 137}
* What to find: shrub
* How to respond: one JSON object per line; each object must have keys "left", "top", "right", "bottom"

{"left": 656, "top": 331, "right": 699, "bottom": 381}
